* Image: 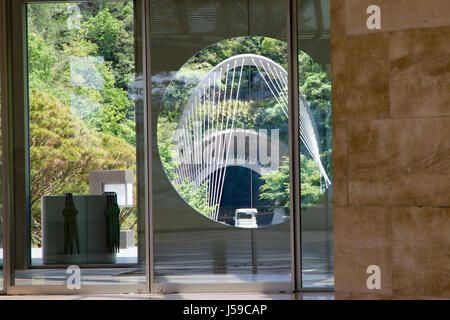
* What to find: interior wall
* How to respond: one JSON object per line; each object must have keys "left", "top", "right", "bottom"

{"left": 331, "top": 0, "right": 450, "bottom": 299}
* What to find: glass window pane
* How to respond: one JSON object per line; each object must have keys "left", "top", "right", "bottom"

{"left": 13, "top": 1, "right": 146, "bottom": 288}
{"left": 298, "top": 0, "right": 333, "bottom": 288}
{"left": 151, "top": 0, "right": 291, "bottom": 289}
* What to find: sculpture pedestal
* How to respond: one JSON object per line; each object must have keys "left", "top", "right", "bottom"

{"left": 120, "top": 230, "right": 135, "bottom": 249}
{"left": 42, "top": 195, "right": 116, "bottom": 265}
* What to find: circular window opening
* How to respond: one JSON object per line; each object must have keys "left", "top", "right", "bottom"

{"left": 157, "top": 36, "right": 330, "bottom": 228}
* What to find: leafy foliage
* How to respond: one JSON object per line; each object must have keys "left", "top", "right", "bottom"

{"left": 259, "top": 157, "right": 291, "bottom": 210}
{"left": 258, "top": 51, "right": 332, "bottom": 211}
{"left": 28, "top": 2, "right": 331, "bottom": 243}
{"left": 27, "top": 3, "right": 136, "bottom": 146}
{"left": 157, "top": 117, "right": 217, "bottom": 216}
{"left": 29, "top": 89, "right": 135, "bottom": 246}
{"left": 177, "top": 179, "right": 217, "bottom": 217}
{"left": 27, "top": 3, "right": 138, "bottom": 247}
{"left": 157, "top": 36, "right": 331, "bottom": 217}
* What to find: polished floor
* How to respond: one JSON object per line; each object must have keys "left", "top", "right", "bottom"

{"left": 0, "top": 230, "right": 333, "bottom": 288}
{"left": 0, "top": 292, "right": 334, "bottom": 300}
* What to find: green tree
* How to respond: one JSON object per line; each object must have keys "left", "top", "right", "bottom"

{"left": 157, "top": 117, "right": 216, "bottom": 217}
{"left": 29, "top": 89, "right": 135, "bottom": 246}
{"left": 259, "top": 157, "right": 291, "bottom": 210}
{"left": 81, "top": 10, "right": 121, "bottom": 62}
{"left": 258, "top": 154, "right": 323, "bottom": 211}
{"left": 82, "top": 4, "right": 135, "bottom": 90}
{"left": 28, "top": 33, "right": 58, "bottom": 86}
{"left": 27, "top": 3, "right": 139, "bottom": 247}
{"left": 300, "top": 154, "right": 322, "bottom": 210}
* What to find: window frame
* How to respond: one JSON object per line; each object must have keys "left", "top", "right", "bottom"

{"left": 0, "top": 0, "right": 333, "bottom": 294}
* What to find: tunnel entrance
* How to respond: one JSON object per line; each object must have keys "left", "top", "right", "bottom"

{"left": 217, "top": 166, "right": 273, "bottom": 227}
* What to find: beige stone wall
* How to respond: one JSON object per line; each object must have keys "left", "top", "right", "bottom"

{"left": 331, "top": 0, "right": 450, "bottom": 299}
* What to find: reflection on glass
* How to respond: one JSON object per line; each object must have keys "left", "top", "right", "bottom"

{"left": 298, "top": 0, "right": 333, "bottom": 288}
{"left": 151, "top": 0, "right": 291, "bottom": 287}
{"left": 158, "top": 36, "right": 290, "bottom": 228}
{"left": 15, "top": 1, "right": 145, "bottom": 286}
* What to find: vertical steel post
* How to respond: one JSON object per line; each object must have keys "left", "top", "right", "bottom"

{"left": 287, "top": 0, "right": 302, "bottom": 292}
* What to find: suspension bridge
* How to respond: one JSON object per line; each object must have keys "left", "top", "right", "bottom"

{"left": 170, "top": 53, "right": 331, "bottom": 221}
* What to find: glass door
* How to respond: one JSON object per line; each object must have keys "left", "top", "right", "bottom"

{"left": 2, "top": 0, "right": 333, "bottom": 294}
{"left": 7, "top": 0, "right": 148, "bottom": 293}
{"left": 0, "top": 0, "right": 4, "bottom": 293}
{"left": 149, "top": 0, "right": 293, "bottom": 292}
{"left": 298, "top": 0, "right": 333, "bottom": 289}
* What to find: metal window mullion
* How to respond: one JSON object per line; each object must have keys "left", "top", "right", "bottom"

{"left": 0, "top": 0, "right": 11, "bottom": 294}
{"left": 287, "top": 0, "right": 302, "bottom": 292}
{"left": 141, "top": 0, "right": 154, "bottom": 294}
{"left": 8, "top": 0, "right": 30, "bottom": 288}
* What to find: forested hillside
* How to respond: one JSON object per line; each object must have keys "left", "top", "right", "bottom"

{"left": 28, "top": 2, "right": 136, "bottom": 246}
{"left": 157, "top": 36, "right": 331, "bottom": 216}
{"left": 28, "top": 2, "right": 331, "bottom": 242}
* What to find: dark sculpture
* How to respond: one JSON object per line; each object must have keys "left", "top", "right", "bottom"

{"left": 104, "top": 192, "right": 121, "bottom": 253}
{"left": 62, "top": 192, "right": 80, "bottom": 255}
